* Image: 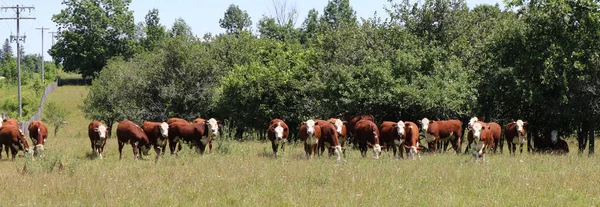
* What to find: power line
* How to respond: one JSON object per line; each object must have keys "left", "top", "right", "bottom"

{"left": 1, "top": 5, "right": 35, "bottom": 118}
{"left": 36, "top": 27, "right": 48, "bottom": 84}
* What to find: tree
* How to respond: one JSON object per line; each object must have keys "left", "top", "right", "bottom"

{"left": 50, "top": 0, "right": 137, "bottom": 79}
{"left": 219, "top": 4, "right": 252, "bottom": 35}
{"left": 43, "top": 102, "right": 71, "bottom": 136}
{"left": 299, "top": 9, "right": 320, "bottom": 44}
{"left": 141, "top": 8, "right": 166, "bottom": 51}
{"left": 320, "top": 0, "right": 357, "bottom": 30}
{"left": 169, "top": 18, "right": 194, "bottom": 38}
{"left": 1, "top": 38, "right": 12, "bottom": 62}
{"left": 268, "top": 0, "right": 298, "bottom": 26}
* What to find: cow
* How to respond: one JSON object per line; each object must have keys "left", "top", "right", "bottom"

{"left": 380, "top": 121, "right": 405, "bottom": 159}
{"left": 28, "top": 121, "right": 48, "bottom": 155}
{"left": 116, "top": 120, "right": 151, "bottom": 160}
{"left": 0, "top": 125, "right": 31, "bottom": 160}
{"left": 403, "top": 121, "right": 422, "bottom": 159}
{"left": 419, "top": 118, "right": 463, "bottom": 154}
{"left": 505, "top": 120, "right": 528, "bottom": 155}
{"left": 267, "top": 119, "right": 289, "bottom": 157}
{"left": 314, "top": 120, "right": 342, "bottom": 162}
{"left": 348, "top": 115, "right": 375, "bottom": 149}
{"left": 191, "top": 118, "right": 221, "bottom": 153}
{"left": 142, "top": 121, "right": 169, "bottom": 161}
{"left": 354, "top": 119, "right": 382, "bottom": 159}
{"left": 534, "top": 130, "right": 569, "bottom": 154}
{"left": 327, "top": 118, "right": 347, "bottom": 157}
{"left": 470, "top": 122, "right": 493, "bottom": 162}
{"left": 298, "top": 120, "right": 321, "bottom": 159}
{"left": 88, "top": 120, "right": 108, "bottom": 159}
{"left": 168, "top": 121, "right": 209, "bottom": 155}
{"left": 1, "top": 118, "right": 19, "bottom": 128}
{"left": 167, "top": 117, "right": 188, "bottom": 125}
{"left": 464, "top": 118, "right": 502, "bottom": 154}
{"left": 192, "top": 118, "right": 206, "bottom": 124}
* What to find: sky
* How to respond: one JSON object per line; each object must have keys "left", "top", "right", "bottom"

{"left": 0, "top": 0, "right": 503, "bottom": 61}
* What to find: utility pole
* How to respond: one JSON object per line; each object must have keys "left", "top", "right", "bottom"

{"left": 36, "top": 27, "right": 49, "bottom": 84}
{"left": 1, "top": 5, "right": 35, "bottom": 118}
{"left": 48, "top": 31, "right": 57, "bottom": 46}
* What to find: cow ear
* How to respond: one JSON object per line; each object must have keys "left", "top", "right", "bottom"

{"left": 301, "top": 121, "right": 305, "bottom": 125}
{"left": 404, "top": 122, "right": 411, "bottom": 127}
{"left": 343, "top": 121, "right": 348, "bottom": 125}
{"left": 314, "top": 121, "right": 319, "bottom": 126}
{"left": 523, "top": 122, "right": 528, "bottom": 126}
{"left": 417, "top": 120, "right": 422, "bottom": 124}
{"left": 392, "top": 123, "right": 397, "bottom": 127}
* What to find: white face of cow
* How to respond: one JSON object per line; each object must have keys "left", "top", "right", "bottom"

{"left": 551, "top": 130, "right": 558, "bottom": 144}
{"left": 95, "top": 124, "right": 107, "bottom": 139}
{"left": 207, "top": 118, "right": 219, "bottom": 137}
{"left": 516, "top": 120, "right": 525, "bottom": 137}
{"left": 333, "top": 119, "right": 343, "bottom": 134}
{"left": 305, "top": 120, "right": 316, "bottom": 135}
{"left": 159, "top": 122, "right": 169, "bottom": 138}
{"left": 468, "top": 117, "right": 478, "bottom": 129}
{"left": 420, "top": 118, "right": 430, "bottom": 132}
{"left": 396, "top": 121, "right": 405, "bottom": 136}
{"left": 274, "top": 122, "right": 284, "bottom": 140}
{"left": 472, "top": 122, "right": 483, "bottom": 140}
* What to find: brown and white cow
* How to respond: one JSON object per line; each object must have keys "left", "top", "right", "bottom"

{"left": 168, "top": 121, "right": 209, "bottom": 155}
{"left": 1, "top": 118, "right": 19, "bottom": 128}
{"left": 298, "top": 120, "right": 321, "bottom": 159}
{"left": 534, "top": 130, "right": 569, "bottom": 154}
{"left": 315, "top": 120, "right": 342, "bottom": 162}
{"left": 380, "top": 121, "right": 406, "bottom": 159}
{"left": 464, "top": 117, "right": 502, "bottom": 153}
{"left": 470, "top": 122, "right": 493, "bottom": 162}
{"left": 505, "top": 120, "right": 528, "bottom": 155}
{"left": 348, "top": 115, "right": 375, "bottom": 149}
{"left": 116, "top": 120, "right": 151, "bottom": 160}
{"left": 88, "top": 120, "right": 108, "bottom": 159}
{"left": 419, "top": 118, "right": 462, "bottom": 154}
{"left": 354, "top": 119, "right": 382, "bottom": 159}
{"left": 403, "top": 121, "right": 422, "bottom": 159}
{"left": 327, "top": 118, "right": 347, "bottom": 157}
{"left": 0, "top": 125, "right": 31, "bottom": 160}
{"left": 28, "top": 120, "right": 48, "bottom": 155}
{"left": 267, "top": 119, "right": 289, "bottom": 157}
{"left": 142, "top": 121, "right": 169, "bottom": 161}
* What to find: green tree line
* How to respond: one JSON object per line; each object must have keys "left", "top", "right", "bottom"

{"left": 50, "top": 0, "right": 600, "bottom": 153}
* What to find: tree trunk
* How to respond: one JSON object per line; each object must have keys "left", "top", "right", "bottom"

{"left": 589, "top": 121, "right": 595, "bottom": 155}
{"left": 106, "top": 120, "right": 114, "bottom": 139}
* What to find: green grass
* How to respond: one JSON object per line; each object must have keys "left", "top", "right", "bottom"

{"left": 0, "top": 85, "right": 598, "bottom": 206}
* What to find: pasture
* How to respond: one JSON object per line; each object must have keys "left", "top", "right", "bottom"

{"left": 0, "top": 85, "right": 598, "bottom": 206}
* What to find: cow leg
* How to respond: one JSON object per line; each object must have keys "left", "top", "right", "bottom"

{"left": 519, "top": 143, "right": 523, "bottom": 154}
{"left": 10, "top": 145, "right": 17, "bottom": 161}
{"left": 154, "top": 145, "right": 161, "bottom": 163}
{"left": 304, "top": 143, "right": 310, "bottom": 159}
{"left": 118, "top": 141, "right": 125, "bottom": 160}
{"left": 392, "top": 143, "right": 398, "bottom": 159}
{"left": 271, "top": 141, "right": 279, "bottom": 158}
{"left": 454, "top": 137, "right": 461, "bottom": 155}
{"left": 209, "top": 140, "right": 213, "bottom": 153}
{"left": 132, "top": 141, "right": 140, "bottom": 160}
{"left": 433, "top": 139, "right": 439, "bottom": 153}
{"left": 312, "top": 144, "right": 319, "bottom": 158}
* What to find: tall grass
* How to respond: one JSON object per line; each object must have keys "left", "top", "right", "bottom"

{"left": 0, "top": 85, "right": 598, "bottom": 206}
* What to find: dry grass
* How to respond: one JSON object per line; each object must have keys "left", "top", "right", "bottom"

{"left": 0, "top": 85, "right": 598, "bottom": 206}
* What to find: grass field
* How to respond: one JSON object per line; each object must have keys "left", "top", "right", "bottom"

{"left": 0, "top": 85, "right": 598, "bottom": 206}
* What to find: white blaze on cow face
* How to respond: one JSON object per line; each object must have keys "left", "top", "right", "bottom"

{"left": 396, "top": 121, "right": 405, "bottom": 137}
{"left": 468, "top": 117, "right": 478, "bottom": 129}
{"left": 420, "top": 118, "right": 430, "bottom": 132}
{"left": 274, "top": 122, "right": 284, "bottom": 140}
{"left": 551, "top": 130, "right": 558, "bottom": 144}
{"left": 95, "top": 124, "right": 107, "bottom": 140}
{"left": 472, "top": 122, "right": 483, "bottom": 140}
{"left": 333, "top": 119, "right": 343, "bottom": 134}
{"left": 159, "top": 122, "right": 169, "bottom": 138}
{"left": 208, "top": 118, "right": 219, "bottom": 137}
{"left": 305, "top": 120, "right": 318, "bottom": 145}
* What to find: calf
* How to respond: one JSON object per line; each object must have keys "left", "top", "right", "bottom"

{"left": 168, "top": 121, "right": 209, "bottom": 154}
{"left": 403, "top": 121, "right": 422, "bottom": 159}
{"left": 142, "top": 121, "right": 169, "bottom": 161}
{"left": 28, "top": 121, "right": 48, "bottom": 155}
{"left": 380, "top": 121, "right": 405, "bottom": 159}
{"left": 267, "top": 119, "right": 289, "bottom": 157}
{"left": 88, "top": 120, "right": 108, "bottom": 159}
{"left": 298, "top": 120, "right": 321, "bottom": 159}
{"left": 116, "top": 120, "right": 151, "bottom": 160}
{"left": 327, "top": 118, "right": 347, "bottom": 157}
{"left": 534, "top": 130, "right": 569, "bottom": 154}
{"left": 354, "top": 119, "right": 382, "bottom": 159}
{"left": 419, "top": 118, "right": 463, "bottom": 154}
{"left": 505, "top": 120, "right": 528, "bottom": 155}
{"left": 0, "top": 125, "right": 31, "bottom": 160}
{"left": 470, "top": 122, "right": 493, "bottom": 162}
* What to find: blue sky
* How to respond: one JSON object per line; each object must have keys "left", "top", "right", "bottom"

{"left": 0, "top": 0, "right": 502, "bottom": 61}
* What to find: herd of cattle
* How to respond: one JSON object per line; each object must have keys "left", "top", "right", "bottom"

{"left": 0, "top": 115, "right": 570, "bottom": 161}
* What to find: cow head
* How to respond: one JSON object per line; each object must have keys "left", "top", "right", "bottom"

{"left": 159, "top": 122, "right": 169, "bottom": 138}
{"left": 333, "top": 119, "right": 343, "bottom": 135}
{"left": 18, "top": 129, "right": 32, "bottom": 154}
{"left": 396, "top": 120, "right": 405, "bottom": 137}
{"left": 305, "top": 120, "right": 316, "bottom": 135}
{"left": 419, "top": 118, "right": 430, "bottom": 132}
{"left": 472, "top": 122, "right": 484, "bottom": 140}
{"left": 516, "top": 120, "right": 527, "bottom": 137}
{"left": 551, "top": 130, "right": 558, "bottom": 144}
{"left": 95, "top": 124, "right": 108, "bottom": 140}
{"left": 207, "top": 118, "right": 220, "bottom": 138}
{"left": 274, "top": 122, "right": 284, "bottom": 140}
{"left": 468, "top": 117, "right": 478, "bottom": 130}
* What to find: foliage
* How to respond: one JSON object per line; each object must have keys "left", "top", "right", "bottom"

{"left": 43, "top": 101, "right": 71, "bottom": 136}
{"left": 50, "top": 0, "right": 137, "bottom": 79}
{"left": 219, "top": 4, "right": 253, "bottom": 35}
